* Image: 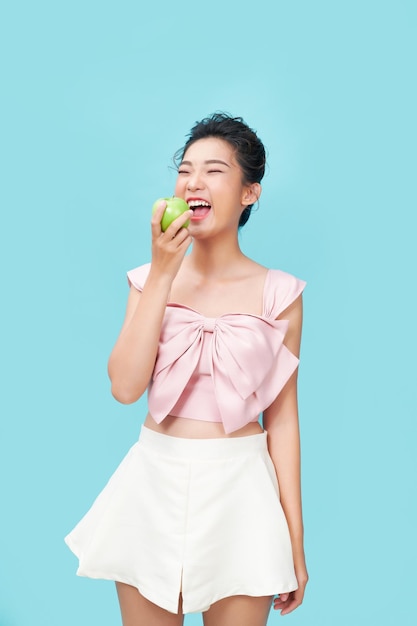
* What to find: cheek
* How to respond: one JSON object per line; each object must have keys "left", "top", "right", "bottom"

{"left": 174, "top": 177, "right": 185, "bottom": 196}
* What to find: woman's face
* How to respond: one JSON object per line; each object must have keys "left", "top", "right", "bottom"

{"left": 174, "top": 137, "right": 258, "bottom": 235}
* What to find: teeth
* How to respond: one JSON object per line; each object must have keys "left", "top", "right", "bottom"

{"left": 188, "top": 200, "right": 210, "bottom": 208}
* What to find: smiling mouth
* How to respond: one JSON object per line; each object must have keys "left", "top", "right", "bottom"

{"left": 187, "top": 200, "right": 211, "bottom": 219}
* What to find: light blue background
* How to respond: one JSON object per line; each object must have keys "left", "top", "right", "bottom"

{"left": 1, "top": 1, "right": 416, "bottom": 625}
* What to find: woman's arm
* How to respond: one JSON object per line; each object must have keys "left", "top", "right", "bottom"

{"left": 262, "top": 294, "right": 308, "bottom": 614}
{"left": 108, "top": 203, "right": 192, "bottom": 404}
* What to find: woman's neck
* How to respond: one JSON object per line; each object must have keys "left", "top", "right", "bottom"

{"left": 185, "top": 240, "right": 253, "bottom": 280}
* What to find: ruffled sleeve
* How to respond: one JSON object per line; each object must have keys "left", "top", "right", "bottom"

{"left": 263, "top": 269, "right": 306, "bottom": 319}
{"left": 127, "top": 263, "right": 151, "bottom": 292}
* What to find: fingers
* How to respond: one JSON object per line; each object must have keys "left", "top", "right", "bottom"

{"left": 156, "top": 213, "right": 193, "bottom": 251}
{"left": 151, "top": 201, "right": 167, "bottom": 234}
{"left": 273, "top": 593, "right": 297, "bottom": 615}
{"left": 150, "top": 205, "right": 192, "bottom": 277}
{"left": 273, "top": 562, "right": 308, "bottom": 615}
{"left": 277, "top": 593, "right": 289, "bottom": 603}
{"left": 151, "top": 201, "right": 192, "bottom": 238}
{"left": 273, "top": 586, "right": 306, "bottom": 615}
{"left": 164, "top": 210, "right": 193, "bottom": 239}
{"left": 168, "top": 224, "right": 192, "bottom": 249}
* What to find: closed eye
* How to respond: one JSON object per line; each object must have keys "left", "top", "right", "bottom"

{"left": 177, "top": 169, "right": 190, "bottom": 174}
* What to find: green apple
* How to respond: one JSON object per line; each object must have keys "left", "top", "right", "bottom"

{"left": 152, "top": 196, "right": 190, "bottom": 232}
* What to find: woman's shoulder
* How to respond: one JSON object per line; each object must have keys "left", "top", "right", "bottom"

{"left": 126, "top": 262, "right": 151, "bottom": 291}
{"left": 263, "top": 267, "right": 306, "bottom": 319}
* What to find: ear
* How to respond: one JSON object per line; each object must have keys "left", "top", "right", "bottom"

{"left": 241, "top": 183, "right": 261, "bottom": 207}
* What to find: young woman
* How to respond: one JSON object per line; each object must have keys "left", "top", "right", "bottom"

{"left": 65, "top": 113, "right": 308, "bottom": 626}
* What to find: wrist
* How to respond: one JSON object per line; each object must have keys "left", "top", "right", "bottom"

{"left": 290, "top": 540, "right": 306, "bottom": 566}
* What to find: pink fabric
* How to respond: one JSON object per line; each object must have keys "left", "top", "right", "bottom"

{"left": 127, "top": 264, "right": 306, "bottom": 434}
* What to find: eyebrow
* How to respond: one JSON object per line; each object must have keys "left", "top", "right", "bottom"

{"left": 180, "top": 159, "right": 230, "bottom": 168}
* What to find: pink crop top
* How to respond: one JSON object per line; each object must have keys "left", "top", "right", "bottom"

{"left": 127, "top": 263, "right": 306, "bottom": 434}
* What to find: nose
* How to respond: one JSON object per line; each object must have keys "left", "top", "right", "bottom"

{"left": 186, "top": 171, "right": 204, "bottom": 192}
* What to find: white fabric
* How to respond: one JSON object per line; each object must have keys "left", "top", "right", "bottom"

{"left": 65, "top": 426, "right": 298, "bottom": 614}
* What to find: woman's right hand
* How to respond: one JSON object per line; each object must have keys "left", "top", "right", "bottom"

{"left": 108, "top": 202, "right": 192, "bottom": 404}
{"left": 150, "top": 201, "right": 193, "bottom": 281}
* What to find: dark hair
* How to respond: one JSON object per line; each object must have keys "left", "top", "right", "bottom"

{"left": 175, "top": 112, "right": 266, "bottom": 227}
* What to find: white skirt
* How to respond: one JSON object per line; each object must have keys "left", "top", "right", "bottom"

{"left": 65, "top": 426, "right": 298, "bottom": 614}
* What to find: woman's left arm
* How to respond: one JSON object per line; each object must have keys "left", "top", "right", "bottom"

{"left": 263, "top": 294, "right": 309, "bottom": 615}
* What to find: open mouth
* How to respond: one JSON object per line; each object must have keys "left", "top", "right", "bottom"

{"left": 187, "top": 199, "right": 211, "bottom": 219}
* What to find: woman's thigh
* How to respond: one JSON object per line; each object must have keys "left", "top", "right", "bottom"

{"left": 116, "top": 582, "right": 184, "bottom": 626}
{"left": 203, "top": 595, "right": 273, "bottom": 626}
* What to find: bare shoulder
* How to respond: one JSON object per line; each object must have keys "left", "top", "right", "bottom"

{"left": 240, "top": 257, "right": 268, "bottom": 276}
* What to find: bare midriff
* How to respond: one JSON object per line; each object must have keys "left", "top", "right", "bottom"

{"left": 143, "top": 413, "right": 263, "bottom": 439}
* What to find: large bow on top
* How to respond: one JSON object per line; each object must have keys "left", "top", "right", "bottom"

{"left": 148, "top": 305, "right": 300, "bottom": 434}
